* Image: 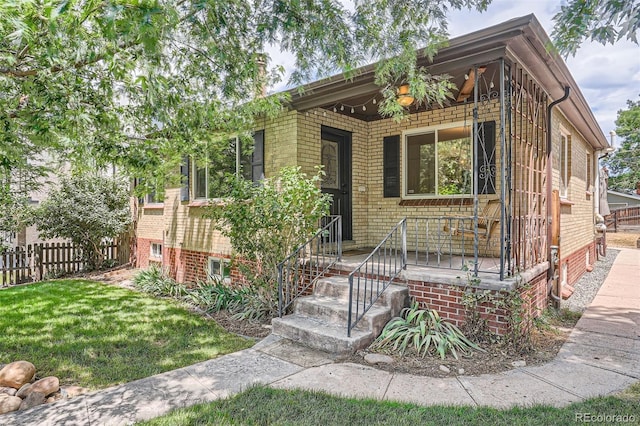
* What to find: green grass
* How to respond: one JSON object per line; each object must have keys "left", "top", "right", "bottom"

{"left": 139, "top": 384, "right": 640, "bottom": 426}
{"left": 0, "top": 279, "right": 253, "bottom": 389}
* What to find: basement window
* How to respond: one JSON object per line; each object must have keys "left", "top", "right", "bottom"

{"left": 208, "top": 257, "right": 231, "bottom": 283}
{"left": 150, "top": 243, "right": 162, "bottom": 259}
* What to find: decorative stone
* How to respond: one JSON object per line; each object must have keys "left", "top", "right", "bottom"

{"left": 439, "top": 365, "right": 451, "bottom": 373}
{"left": 61, "top": 386, "right": 90, "bottom": 398}
{"left": 46, "top": 396, "right": 55, "bottom": 404}
{"left": 0, "top": 386, "right": 17, "bottom": 396}
{"left": 19, "top": 391, "right": 45, "bottom": 411}
{"left": 0, "top": 395, "right": 22, "bottom": 414}
{"left": 586, "top": 264, "right": 594, "bottom": 272}
{"left": 512, "top": 360, "right": 527, "bottom": 368}
{"left": 28, "top": 376, "right": 59, "bottom": 397}
{"left": 15, "top": 383, "right": 32, "bottom": 398}
{"left": 0, "top": 361, "right": 36, "bottom": 389}
{"left": 364, "top": 354, "right": 394, "bottom": 365}
{"left": 458, "top": 368, "right": 465, "bottom": 375}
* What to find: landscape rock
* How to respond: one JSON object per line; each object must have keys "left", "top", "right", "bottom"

{"left": 439, "top": 365, "right": 450, "bottom": 373}
{"left": 0, "top": 361, "right": 36, "bottom": 389}
{"left": 15, "top": 383, "right": 32, "bottom": 398}
{"left": 19, "top": 391, "right": 45, "bottom": 411}
{"left": 62, "top": 386, "right": 90, "bottom": 398}
{"left": 0, "top": 395, "right": 22, "bottom": 414}
{"left": 364, "top": 354, "right": 394, "bottom": 365}
{"left": 511, "top": 360, "right": 527, "bottom": 368}
{"left": 0, "top": 386, "right": 17, "bottom": 396}
{"left": 458, "top": 368, "right": 465, "bottom": 375}
{"left": 28, "top": 376, "right": 59, "bottom": 397}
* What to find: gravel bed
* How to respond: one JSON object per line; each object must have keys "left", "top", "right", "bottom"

{"left": 563, "top": 248, "right": 619, "bottom": 312}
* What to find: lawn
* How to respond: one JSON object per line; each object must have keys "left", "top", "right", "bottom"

{"left": 0, "top": 279, "right": 253, "bottom": 389}
{"left": 140, "top": 384, "right": 640, "bottom": 426}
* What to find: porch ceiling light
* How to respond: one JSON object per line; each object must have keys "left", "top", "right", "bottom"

{"left": 396, "top": 84, "right": 414, "bottom": 107}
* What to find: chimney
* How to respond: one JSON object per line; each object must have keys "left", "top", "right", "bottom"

{"left": 256, "top": 54, "right": 267, "bottom": 98}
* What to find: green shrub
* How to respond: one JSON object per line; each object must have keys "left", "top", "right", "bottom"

{"left": 133, "top": 265, "right": 187, "bottom": 298}
{"left": 371, "top": 301, "right": 483, "bottom": 360}
{"left": 185, "top": 279, "right": 249, "bottom": 314}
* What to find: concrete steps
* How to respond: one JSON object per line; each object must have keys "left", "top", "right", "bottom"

{"left": 271, "top": 275, "right": 409, "bottom": 354}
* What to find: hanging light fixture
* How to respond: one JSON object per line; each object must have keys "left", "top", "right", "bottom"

{"left": 397, "top": 84, "right": 414, "bottom": 107}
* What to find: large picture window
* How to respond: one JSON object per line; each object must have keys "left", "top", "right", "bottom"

{"left": 404, "top": 124, "right": 472, "bottom": 197}
{"left": 193, "top": 131, "right": 264, "bottom": 200}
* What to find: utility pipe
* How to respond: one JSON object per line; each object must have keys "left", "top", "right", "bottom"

{"left": 546, "top": 86, "right": 570, "bottom": 308}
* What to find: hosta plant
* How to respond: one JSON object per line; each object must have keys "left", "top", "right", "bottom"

{"left": 371, "top": 302, "right": 483, "bottom": 360}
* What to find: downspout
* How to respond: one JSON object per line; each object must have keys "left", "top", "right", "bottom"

{"left": 546, "top": 86, "right": 570, "bottom": 307}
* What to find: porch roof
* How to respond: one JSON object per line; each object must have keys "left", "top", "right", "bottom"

{"left": 287, "top": 14, "right": 609, "bottom": 151}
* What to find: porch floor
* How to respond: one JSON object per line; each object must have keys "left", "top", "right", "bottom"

{"left": 333, "top": 249, "right": 514, "bottom": 291}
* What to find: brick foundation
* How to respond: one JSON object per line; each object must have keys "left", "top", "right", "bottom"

{"left": 563, "top": 240, "right": 597, "bottom": 287}
{"left": 329, "top": 267, "right": 548, "bottom": 337}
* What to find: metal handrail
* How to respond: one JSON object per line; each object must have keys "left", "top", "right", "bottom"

{"left": 277, "top": 215, "right": 342, "bottom": 317}
{"left": 347, "top": 218, "right": 407, "bottom": 336}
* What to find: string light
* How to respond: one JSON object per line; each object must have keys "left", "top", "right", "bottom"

{"left": 328, "top": 94, "right": 379, "bottom": 115}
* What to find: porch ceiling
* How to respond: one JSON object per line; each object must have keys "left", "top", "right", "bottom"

{"left": 287, "top": 14, "right": 609, "bottom": 150}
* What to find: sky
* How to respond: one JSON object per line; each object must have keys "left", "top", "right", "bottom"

{"left": 270, "top": 0, "right": 639, "bottom": 147}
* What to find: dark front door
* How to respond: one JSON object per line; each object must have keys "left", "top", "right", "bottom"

{"left": 321, "top": 126, "right": 352, "bottom": 241}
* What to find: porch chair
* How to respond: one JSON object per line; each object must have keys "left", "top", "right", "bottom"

{"left": 444, "top": 199, "right": 502, "bottom": 255}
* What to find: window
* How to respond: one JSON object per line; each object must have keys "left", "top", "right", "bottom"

{"left": 193, "top": 131, "right": 264, "bottom": 200}
{"left": 559, "top": 132, "right": 570, "bottom": 198}
{"left": 150, "top": 243, "right": 162, "bottom": 259}
{"left": 208, "top": 257, "right": 231, "bottom": 282}
{"left": 404, "top": 124, "right": 472, "bottom": 197}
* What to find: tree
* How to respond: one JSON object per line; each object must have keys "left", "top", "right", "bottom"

{"left": 32, "top": 173, "right": 132, "bottom": 270}
{"left": 1, "top": 0, "right": 490, "bottom": 196}
{"left": 604, "top": 97, "right": 640, "bottom": 192}
{"left": 552, "top": 0, "right": 640, "bottom": 56}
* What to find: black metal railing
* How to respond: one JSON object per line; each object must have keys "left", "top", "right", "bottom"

{"left": 277, "top": 215, "right": 342, "bottom": 317}
{"left": 347, "top": 218, "right": 406, "bottom": 336}
{"left": 404, "top": 216, "right": 503, "bottom": 276}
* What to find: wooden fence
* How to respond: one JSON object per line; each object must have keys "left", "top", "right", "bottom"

{"left": 0, "top": 238, "right": 131, "bottom": 287}
{"left": 605, "top": 206, "right": 640, "bottom": 232}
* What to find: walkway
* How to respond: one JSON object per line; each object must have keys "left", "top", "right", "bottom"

{"left": 4, "top": 249, "right": 639, "bottom": 425}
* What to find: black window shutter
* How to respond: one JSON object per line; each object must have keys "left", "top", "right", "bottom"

{"left": 476, "top": 121, "right": 496, "bottom": 195}
{"left": 180, "top": 156, "right": 190, "bottom": 201}
{"left": 252, "top": 130, "right": 264, "bottom": 182}
{"left": 383, "top": 135, "right": 400, "bottom": 198}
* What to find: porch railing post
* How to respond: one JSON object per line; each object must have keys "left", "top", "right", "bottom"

{"left": 337, "top": 215, "right": 342, "bottom": 261}
{"left": 401, "top": 218, "right": 407, "bottom": 269}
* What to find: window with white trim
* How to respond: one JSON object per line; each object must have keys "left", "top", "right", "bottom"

{"left": 560, "top": 132, "right": 570, "bottom": 198}
{"left": 208, "top": 257, "right": 231, "bottom": 282}
{"left": 150, "top": 243, "right": 162, "bottom": 259}
{"left": 404, "top": 124, "right": 472, "bottom": 197}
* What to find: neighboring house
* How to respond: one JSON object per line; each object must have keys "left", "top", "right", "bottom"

{"left": 608, "top": 190, "right": 640, "bottom": 211}
{"left": 136, "top": 15, "right": 610, "bottom": 337}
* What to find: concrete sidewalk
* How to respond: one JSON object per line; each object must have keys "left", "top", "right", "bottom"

{"left": 4, "top": 249, "right": 639, "bottom": 425}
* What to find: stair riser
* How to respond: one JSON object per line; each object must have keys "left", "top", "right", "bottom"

{"left": 294, "top": 299, "right": 391, "bottom": 332}
{"left": 315, "top": 279, "right": 407, "bottom": 307}
{"left": 271, "top": 318, "right": 373, "bottom": 353}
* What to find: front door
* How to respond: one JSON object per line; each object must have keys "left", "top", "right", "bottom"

{"left": 321, "top": 126, "right": 352, "bottom": 241}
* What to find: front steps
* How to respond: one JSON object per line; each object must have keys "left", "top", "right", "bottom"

{"left": 271, "top": 275, "right": 409, "bottom": 354}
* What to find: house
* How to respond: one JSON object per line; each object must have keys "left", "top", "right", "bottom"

{"left": 608, "top": 189, "right": 640, "bottom": 211}
{"left": 135, "top": 15, "right": 610, "bottom": 347}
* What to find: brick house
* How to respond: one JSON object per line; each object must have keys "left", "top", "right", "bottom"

{"left": 135, "top": 15, "right": 610, "bottom": 344}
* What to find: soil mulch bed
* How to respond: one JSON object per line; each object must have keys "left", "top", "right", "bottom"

{"left": 338, "top": 326, "right": 572, "bottom": 377}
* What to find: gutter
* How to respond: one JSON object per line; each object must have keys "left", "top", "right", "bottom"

{"left": 546, "top": 86, "right": 570, "bottom": 307}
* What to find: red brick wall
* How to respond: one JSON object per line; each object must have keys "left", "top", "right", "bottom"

{"left": 328, "top": 267, "right": 549, "bottom": 337}
{"left": 163, "top": 246, "right": 248, "bottom": 285}
{"left": 563, "top": 240, "right": 597, "bottom": 286}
